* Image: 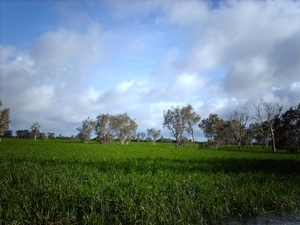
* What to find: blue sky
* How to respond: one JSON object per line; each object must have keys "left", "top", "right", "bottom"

{"left": 1, "top": 0, "right": 300, "bottom": 140}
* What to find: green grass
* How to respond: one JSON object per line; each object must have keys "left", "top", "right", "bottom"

{"left": 0, "top": 138, "right": 300, "bottom": 224}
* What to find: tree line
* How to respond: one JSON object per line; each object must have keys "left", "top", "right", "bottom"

{"left": 1, "top": 99, "right": 299, "bottom": 152}
{"left": 76, "top": 113, "right": 162, "bottom": 146}
{"left": 209, "top": 100, "right": 300, "bottom": 153}
{"left": 162, "top": 100, "right": 299, "bottom": 152}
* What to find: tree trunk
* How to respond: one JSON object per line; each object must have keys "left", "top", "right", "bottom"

{"left": 237, "top": 139, "right": 241, "bottom": 150}
{"left": 270, "top": 127, "right": 276, "bottom": 153}
{"left": 175, "top": 140, "right": 179, "bottom": 148}
{"left": 192, "top": 134, "right": 196, "bottom": 148}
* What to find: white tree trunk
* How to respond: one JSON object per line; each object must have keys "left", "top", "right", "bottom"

{"left": 270, "top": 127, "right": 276, "bottom": 152}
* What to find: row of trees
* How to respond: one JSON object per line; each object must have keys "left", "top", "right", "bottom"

{"left": 0, "top": 100, "right": 68, "bottom": 141}
{"left": 76, "top": 113, "right": 164, "bottom": 145}
{"left": 15, "top": 122, "right": 55, "bottom": 140}
{"left": 1, "top": 98, "right": 299, "bottom": 152}
{"left": 77, "top": 113, "right": 139, "bottom": 144}
{"left": 197, "top": 100, "right": 290, "bottom": 152}
{"left": 162, "top": 100, "right": 299, "bottom": 152}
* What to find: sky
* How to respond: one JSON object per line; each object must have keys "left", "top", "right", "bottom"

{"left": 1, "top": 0, "right": 300, "bottom": 141}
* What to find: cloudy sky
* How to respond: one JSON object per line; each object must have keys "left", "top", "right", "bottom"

{"left": 1, "top": 0, "right": 300, "bottom": 140}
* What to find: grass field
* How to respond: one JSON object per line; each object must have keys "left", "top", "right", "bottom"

{"left": 0, "top": 138, "right": 300, "bottom": 224}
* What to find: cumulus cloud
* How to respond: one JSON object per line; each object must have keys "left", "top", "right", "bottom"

{"left": 159, "top": 73, "right": 209, "bottom": 101}
{"left": 29, "top": 23, "right": 105, "bottom": 67}
{"left": 223, "top": 57, "right": 273, "bottom": 98}
{"left": 22, "top": 85, "right": 55, "bottom": 112}
{"left": 1, "top": 0, "right": 300, "bottom": 139}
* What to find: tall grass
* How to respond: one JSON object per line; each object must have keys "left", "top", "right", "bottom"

{"left": 0, "top": 138, "right": 299, "bottom": 224}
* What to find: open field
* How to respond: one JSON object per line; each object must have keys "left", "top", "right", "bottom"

{"left": 0, "top": 138, "right": 300, "bottom": 224}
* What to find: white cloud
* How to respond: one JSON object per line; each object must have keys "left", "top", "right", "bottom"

{"left": 222, "top": 57, "right": 273, "bottom": 98}
{"left": 22, "top": 85, "right": 55, "bottom": 112}
{"left": 29, "top": 24, "right": 105, "bottom": 67}
{"left": 162, "top": 0, "right": 209, "bottom": 26}
{"left": 162, "top": 73, "right": 209, "bottom": 100}
{"left": 1, "top": 0, "right": 300, "bottom": 139}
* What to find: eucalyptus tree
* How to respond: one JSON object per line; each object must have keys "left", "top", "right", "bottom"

{"left": 0, "top": 100, "right": 10, "bottom": 142}
{"left": 214, "top": 120, "right": 231, "bottom": 149}
{"left": 125, "top": 118, "right": 138, "bottom": 145}
{"left": 147, "top": 128, "right": 161, "bottom": 145}
{"left": 48, "top": 132, "right": 55, "bottom": 139}
{"left": 249, "top": 122, "right": 270, "bottom": 148}
{"left": 221, "top": 120, "right": 234, "bottom": 148}
{"left": 179, "top": 136, "right": 189, "bottom": 145}
{"left": 95, "top": 114, "right": 114, "bottom": 144}
{"left": 228, "top": 108, "right": 249, "bottom": 150}
{"left": 136, "top": 133, "right": 141, "bottom": 142}
{"left": 198, "top": 114, "right": 225, "bottom": 149}
{"left": 110, "top": 113, "right": 137, "bottom": 145}
{"left": 41, "top": 129, "right": 50, "bottom": 141}
{"left": 276, "top": 103, "right": 300, "bottom": 152}
{"left": 185, "top": 104, "right": 201, "bottom": 148}
{"left": 3, "top": 130, "right": 12, "bottom": 137}
{"left": 163, "top": 104, "right": 192, "bottom": 148}
{"left": 254, "top": 99, "right": 282, "bottom": 152}
{"left": 16, "top": 130, "right": 31, "bottom": 138}
{"left": 140, "top": 132, "right": 146, "bottom": 142}
{"left": 242, "top": 126, "right": 255, "bottom": 148}
{"left": 30, "top": 122, "right": 41, "bottom": 141}
{"left": 76, "top": 117, "right": 96, "bottom": 144}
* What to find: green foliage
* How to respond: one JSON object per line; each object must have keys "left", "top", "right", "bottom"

{"left": 178, "top": 136, "right": 189, "bottom": 145}
{"left": 276, "top": 104, "right": 300, "bottom": 152}
{"left": 76, "top": 117, "right": 96, "bottom": 144}
{"left": 0, "top": 100, "right": 10, "bottom": 141}
{"left": 1, "top": 138, "right": 300, "bottom": 224}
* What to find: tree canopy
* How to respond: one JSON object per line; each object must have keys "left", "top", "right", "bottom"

{"left": 0, "top": 100, "right": 10, "bottom": 142}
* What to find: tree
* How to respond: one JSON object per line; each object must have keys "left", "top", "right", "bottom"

{"left": 39, "top": 129, "right": 50, "bottom": 141}
{"left": 276, "top": 104, "right": 300, "bottom": 152}
{"left": 185, "top": 104, "right": 201, "bottom": 148}
{"left": 125, "top": 118, "right": 137, "bottom": 145}
{"left": 228, "top": 108, "right": 249, "bottom": 150}
{"left": 179, "top": 136, "right": 189, "bottom": 145}
{"left": 221, "top": 120, "right": 234, "bottom": 148}
{"left": 0, "top": 100, "right": 10, "bottom": 142}
{"left": 163, "top": 104, "right": 191, "bottom": 148}
{"left": 242, "top": 126, "right": 255, "bottom": 149}
{"left": 214, "top": 120, "right": 230, "bottom": 149}
{"left": 48, "top": 132, "right": 55, "bottom": 139}
{"left": 3, "top": 130, "right": 13, "bottom": 137}
{"left": 249, "top": 122, "right": 270, "bottom": 148}
{"left": 140, "top": 132, "right": 146, "bottom": 142}
{"left": 30, "top": 122, "right": 41, "bottom": 141}
{"left": 199, "top": 114, "right": 225, "bottom": 149}
{"left": 254, "top": 99, "right": 282, "bottom": 152}
{"left": 110, "top": 113, "right": 137, "bottom": 145}
{"left": 16, "top": 130, "right": 31, "bottom": 138}
{"left": 136, "top": 133, "right": 141, "bottom": 142}
{"left": 95, "top": 114, "right": 114, "bottom": 144}
{"left": 147, "top": 128, "right": 161, "bottom": 145}
{"left": 76, "top": 117, "right": 96, "bottom": 144}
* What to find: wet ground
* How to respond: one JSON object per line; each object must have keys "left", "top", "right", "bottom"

{"left": 224, "top": 212, "right": 300, "bottom": 225}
